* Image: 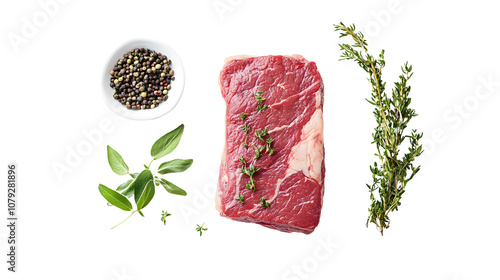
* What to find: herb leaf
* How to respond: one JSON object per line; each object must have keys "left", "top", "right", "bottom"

{"left": 235, "top": 195, "right": 244, "bottom": 203}
{"left": 99, "top": 184, "right": 133, "bottom": 211}
{"left": 255, "top": 128, "right": 269, "bottom": 141}
{"left": 254, "top": 145, "right": 264, "bottom": 159}
{"left": 256, "top": 104, "right": 268, "bottom": 112}
{"left": 240, "top": 112, "right": 247, "bottom": 120}
{"left": 161, "top": 210, "right": 171, "bottom": 225}
{"left": 158, "top": 159, "right": 193, "bottom": 174}
{"left": 151, "top": 124, "right": 184, "bottom": 160}
{"left": 115, "top": 179, "right": 135, "bottom": 198}
{"left": 136, "top": 180, "right": 155, "bottom": 211}
{"left": 107, "top": 146, "right": 129, "bottom": 175}
{"left": 159, "top": 178, "right": 187, "bottom": 196}
{"left": 196, "top": 223, "right": 207, "bottom": 236}
{"left": 260, "top": 197, "right": 270, "bottom": 208}
{"left": 132, "top": 169, "right": 154, "bottom": 204}
{"left": 254, "top": 91, "right": 266, "bottom": 103}
{"left": 241, "top": 124, "right": 251, "bottom": 133}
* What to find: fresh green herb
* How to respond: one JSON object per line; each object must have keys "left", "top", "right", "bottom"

{"left": 241, "top": 164, "right": 259, "bottom": 177}
{"left": 158, "top": 178, "right": 187, "bottom": 196}
{"left": 99, "top": 184, "right": 133, "bottom": 211}
{"left": 196, "top": 223, "right": 207, "bottom": 236}
{"left": 240, "top": 112, "right": 247, "bottom": 120}
{"left": 235, "top": 195, "right": 244, "bottom": 203}
{"left": 245, "top": 179, "right": 255, "bottom": 191}
{"left": 241, "top": 163, "right": 259, "bottom": 191}
{"left": 255, "top": 91, "right": 268, "bottom": 112}
{"left": 254, "top": 145, "right": 264, "bottom": 159}
{"left": 98, "top": 124, "right": 193, "bottom": 229}
{"left": 157, "top": 159, "right": 193, "bottom": 174}
{"left": 242, "top": 140, "right": 249, "bottom": 149}
{"left": 334, "top": 22, "right": 424, "bottom": 236}
{"left": 107, "top": 146, "right": 129, "bottom": 175}
{"left": 256, "top": 104, "right": 268, "bottom": 112}
{"left": 255, "top": 128, "right": 269, "bottom": 141}
{"left": 238, "top": 156, "right": 246, "bottom": 164}
{"left": 160, "top": 210, "right": 171, "bottom": 225}
{"left": 265, "top": 138, "right": 274, "bottom": 155}
{"left": 150, "top": 124, "right": 184, "bottom": 160}
{"left": 260, "top": 197, "right": 270, "bottom": 208}
{"left": 241, "top": 124, "right": 251, "bottom": 133}
{"left": 254, "top": 91, "right": 266, "bottom": 103}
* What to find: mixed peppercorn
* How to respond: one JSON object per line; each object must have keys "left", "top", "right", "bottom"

{"left": 109, "top": 48, "right": 174, "bottom": 110}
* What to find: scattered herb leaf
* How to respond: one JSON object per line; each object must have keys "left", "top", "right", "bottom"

{"left": 241, "top": 124, "right": 251, "bottom": 133}
{"left": 254, "top": 91, "right": 266, "bottom": 103}
{"left": 256, "top": 104, "right": 268, "bottom": 112}
{"left": 235, "top": 195, "right": 244, "bottom": 203}
{"left": 254, "top": 145, "right": 264, "bottom": 159}
{"left": 196, "top": 223, "right": 208, "bottom": 236}
{"left": 240, "top": 112, "right": 247, "bottom": 120}
{"left": 107, "top": 146, "right": 129, "bottom": 175}
{"left": 159, "top": 178, "right": 187, "bottom": 196}
{"left": 158, "top": 159, "right": 194, "bottom": 174}
{"left": 99, "top": 184, "right": 133, "bottom": 211}
{"left": 135, "top": 180, "right": 155, "bottom": 211}
{"left": 260, "top": 197, "right": 270, "bottom": 208}
{"left": 255, "top": 128, "right": 269, "bottom": 141}
{"left": 151, "top": 124, "right": 184, "bottom": 160}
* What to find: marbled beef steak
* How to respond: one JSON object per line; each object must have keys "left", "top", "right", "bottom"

{"left": 216, "top": 55, "right": 325, "bottom": 234}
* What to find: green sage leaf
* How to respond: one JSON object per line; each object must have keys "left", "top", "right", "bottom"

{"left": 157, "top": 159, "right": 193, "bottom": 174}
{"left": 107, "top": 146, "right": 129, "bottom": 175}
{"left": 117, "top": 179, "right": 135, "bottom": 197}
{"left": 131, "top": 170, "right": 154, "bottom": 204}
{"left": 116, "top": 179, "right": 134, "bottom": 192}
{"left": 159, "top": 178, "right": 187, "bottom": 196}
{"left": 150, "top": 124, "right": 184, "bottom": 160}
{"left": 136, "top": 180, "right": 155, "bottom": 210}
{"left": 98, "top": 184, "right": 132, "bottom": 211}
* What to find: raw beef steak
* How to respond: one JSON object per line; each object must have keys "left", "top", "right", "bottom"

{"left": 216, "top": 55, "right": 325, "bottom": 234}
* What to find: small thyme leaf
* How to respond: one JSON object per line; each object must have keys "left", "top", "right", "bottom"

{"left": 254, "top": 145, "right": 264, "bottom": 159}
{"left": 241, "top": 124, "right": 251, "bottom": 134}
{"left": 245, "top": 182, "right": 255, "bottom": 191}
{"left": 265, "top": 138, "right": 274, "bottom": 154}
{"left": 260, "top": 197, "right": 270, "bottom": 208}
{"left": 235, "top": 195, "right": 244, "bottom": 203}
{"left": 254, "top": 91, "right": 266, "bottom": 103}
{"left": 160, "top": 210, "right": 171, "bottom": 225}
{"left": 255, "top": 128, "right": 269, "bottom": 141}
{"left": 196, "top": 223, "right": 207, "bottom": 236}
{"left": 240, "top": 112, "right": 247, "bottom": 120}
{"left": 256, "top": 104, "right": 268, "bottom": 112}
{"left": 238, "top": 156, "right": 246, "bottom": 165}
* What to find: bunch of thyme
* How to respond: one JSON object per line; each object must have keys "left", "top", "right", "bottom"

{"left": 334, "top": 22, "right": 424, "bottom": 235}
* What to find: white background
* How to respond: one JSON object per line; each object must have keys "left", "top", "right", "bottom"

{"left": 1, "top": 0, "right": 499, "bottom": 279}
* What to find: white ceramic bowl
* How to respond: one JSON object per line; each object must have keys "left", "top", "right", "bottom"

{"left": 103, "top": 40, "right": 185, "bottom": 120}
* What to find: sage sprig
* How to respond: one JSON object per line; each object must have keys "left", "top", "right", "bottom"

{"left": 99, "top": 124, "right": 193, "bottom": 229}
{"left": 334, "top": 22, "right": 424, "bottom": 236}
